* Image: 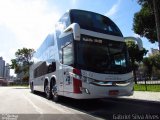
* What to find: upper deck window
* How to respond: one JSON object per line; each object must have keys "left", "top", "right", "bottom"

{"left": 59, "top": 12, "right": 70, "bottom": 30}
{"left": 70, "top": 10, "right": 123, "bottom": 37}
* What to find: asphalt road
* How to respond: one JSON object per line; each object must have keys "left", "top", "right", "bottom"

{"left": 0, "top": 87, "right": 160, "bottom": 120}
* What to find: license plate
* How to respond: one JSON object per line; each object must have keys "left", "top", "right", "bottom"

{"left": 109, "top": 90, "right": 119, "bottom": 96}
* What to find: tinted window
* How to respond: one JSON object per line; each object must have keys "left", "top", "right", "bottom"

{"left": 34, "top": 62, "right": 48, "bottom": 78}
{"left": 70, "top": 11, "right": 93, "bottom": 29}
{"left": 36, "top": 34, "right": 54, "bottom": 58}
{"left": 48, "top": 62, "right": 56, "bottom": 73}
{"left": 59, "top": 13, "right": 70, "bottom": 29}
{"left": 75, "top": 35, "right": 131, "bottom": 74}
{"left": 70, "top": 10, "right": 123, "bottom": 37}
{"left": 62, "top": 43, "right": 74, "bottom": 65}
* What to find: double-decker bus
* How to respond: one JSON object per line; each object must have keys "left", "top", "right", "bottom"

{"left": 29, "top": 9, "right": 143, "bottom": 101}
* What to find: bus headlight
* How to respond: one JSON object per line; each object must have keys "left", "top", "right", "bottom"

{"left": 69, "top": 72, "right": 81, "bottom": 80}
{"left": 69, "top": 73, "right": 95, "bottom": 84}
{"left": 81, "top": 76, "right": 95, "bottom": 83}
{"left": 116, "top": 78, "right": 134, "bottom": 86}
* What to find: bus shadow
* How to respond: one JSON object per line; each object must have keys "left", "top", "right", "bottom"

{"left": 32, "top": 91, "right": 160, "bottom": 120}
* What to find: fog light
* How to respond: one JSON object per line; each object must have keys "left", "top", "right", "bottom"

{"left": 80, "top": 87, "right": 90, "bottom": 94}
{"left": 85, "top": 88, "right": 90, "bottom": 94}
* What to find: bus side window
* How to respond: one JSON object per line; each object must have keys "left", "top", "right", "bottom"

{"left": 59, "top": 13, "right": 70, "bottom": 30}
{"left": 62, "top": 43, "right": 73, "bottom": 65}
{"left": 34, "top": 68, "right": 37, "bottom": 78}
{"left": 48, "top": 62, "right": 56, "bottom": 73}
{"left": 34, "top": 62, "right": 48, "bottom": 78}
{"left": 55, "top": 12, "right": 70, "bottom": 38}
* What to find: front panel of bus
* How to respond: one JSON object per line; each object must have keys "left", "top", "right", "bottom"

{"left": 58, "top": 9, "right": 134, "bottom": 98}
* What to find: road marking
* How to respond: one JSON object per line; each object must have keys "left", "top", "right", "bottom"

{"left": 27, "top": 92, "right": 103, "bottom": 120}
{"left": 22, "top": 89, "right": 101, "bottom": 120}
{"left": 22, "top": 94, "right": 43, "bottom": 114}
{"left": 25, "top": 90, "right": 85, "bottom": 114}
{"left": 28, "top": 93, "right": 70, "bottom": 114}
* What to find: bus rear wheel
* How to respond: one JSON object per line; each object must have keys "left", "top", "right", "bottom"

{"left": 45, "top": 85, "right": 52, "bottom": 99}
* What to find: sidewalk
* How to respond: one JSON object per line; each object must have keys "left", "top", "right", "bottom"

{"left": 121, "top": 91, "right": 160, "bottom": 103}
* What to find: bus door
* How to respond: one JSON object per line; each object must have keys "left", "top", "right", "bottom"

{"left": 58, "top": 63, "right": 64, "bottom": 94}
{"left": 62, "top": 42, "right": 74, "bottom": 93}
{"left": 62, "top": 65, "right": 73, "bottom": 93}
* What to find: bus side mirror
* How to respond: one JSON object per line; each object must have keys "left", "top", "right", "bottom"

{"left": 64, "top": 23, "right": 80, "bottom": 41}
{"left": 124, "top": 37, "right": 143, "bottom": 51}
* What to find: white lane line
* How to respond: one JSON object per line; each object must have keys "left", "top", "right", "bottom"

{"left": 28, "top": 93, "right": 70, "bottom": 114}
{"left": 22, "top": 94, "right": 43, "bottom": 114}
{"left": 22, "top": 89, "right": 70, "bottom": 113}
{"left": 24, "top": 90, "right": 102, "bottom": 120}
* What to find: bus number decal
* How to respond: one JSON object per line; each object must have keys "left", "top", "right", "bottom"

{"left": 66, "top": 76, "right": 71, "bottom": 85}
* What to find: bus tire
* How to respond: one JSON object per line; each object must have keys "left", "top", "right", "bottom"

{"left": 44, "top": 82, "right": 52, "bottom": 100}
{"left": 52, "top": 84, "right": 59, "bottom": 102}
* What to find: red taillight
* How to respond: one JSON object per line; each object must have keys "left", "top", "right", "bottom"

{"left": 73, "top": 78, "right": 82, "bottom": 93}
{"left": 73, "top": 68, "right": 82, "bottom": 94}
{"left": 73, "top": 68, "right": 81, "bottom": 75}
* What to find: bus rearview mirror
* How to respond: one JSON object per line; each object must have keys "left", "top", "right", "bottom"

{"left": 124, "top": 37, "right": 143, "bottom": 51}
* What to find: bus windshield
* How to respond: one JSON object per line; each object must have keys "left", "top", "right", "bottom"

{"left": 75, "top": 39, "right": 131, "bottom": 74}
{"left": 70, "top": 10, "right": 123, "bottom": 37}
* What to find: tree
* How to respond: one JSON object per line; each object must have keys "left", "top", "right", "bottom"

{"left": 125, "top": 40, "right": 148, "bottom": 84}
{"left": 151, "top": 52, "right": 160, "bottom": 69}
{"left": 142, "top": 52, "right": 160, "bottom": 80}
{"left": 15, "top": 48, "right": 34, "bottom": 65}
{"left": 10, "top": 59, "right": 17, "bottom": 69}
{"left": 142, "top": 57, "right": 153, "bottom": 79}
{"left": 10, "top": 48, "right": 35, "bottom": 82}
{"left": 133, "top": 0, "right": 160, "bottom": 43}
{"left": 10, "top": 59, "right": 21, "bottom": 74}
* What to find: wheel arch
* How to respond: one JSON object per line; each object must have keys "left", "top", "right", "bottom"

{"left": 50, "top": 75, "right": 57, "bottom": 89}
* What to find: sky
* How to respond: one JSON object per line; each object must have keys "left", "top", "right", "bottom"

{"left": 0, "top": 0, "right": 158, "bottom": 76}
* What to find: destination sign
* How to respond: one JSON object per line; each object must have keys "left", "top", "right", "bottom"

{"left": 82, "top": 37, "right": 102, "bottom": 44}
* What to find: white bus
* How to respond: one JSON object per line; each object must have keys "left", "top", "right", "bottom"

{"left": 29, "top": 9, "right": 143, "bottom": 101}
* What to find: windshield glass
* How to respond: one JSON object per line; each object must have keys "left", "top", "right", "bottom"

{"left": 75, "top": 39, "right": 131, "bottom": 74}
{"left": 70, "top": 10, "right": 123, "bottom": 37}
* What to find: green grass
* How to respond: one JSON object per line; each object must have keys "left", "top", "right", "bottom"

{"left": 134, "top": 84, "right": 160, "bottom": 92}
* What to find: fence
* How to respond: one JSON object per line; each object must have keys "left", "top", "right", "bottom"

{"left": 136, "top": 79, "right": 160, "bottom": 91}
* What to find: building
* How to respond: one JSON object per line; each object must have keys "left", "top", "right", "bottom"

{"left": 4, "top": 63, "right": 10, "bottom": 80}
{"left": 0, "top": 77, "right": 8, "bottom": 86}
{"left": 0, "top": 57, "right": 5, "bottom": 78}
{"left": 0, "top": 57, "right": 10, "bottom": 80}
